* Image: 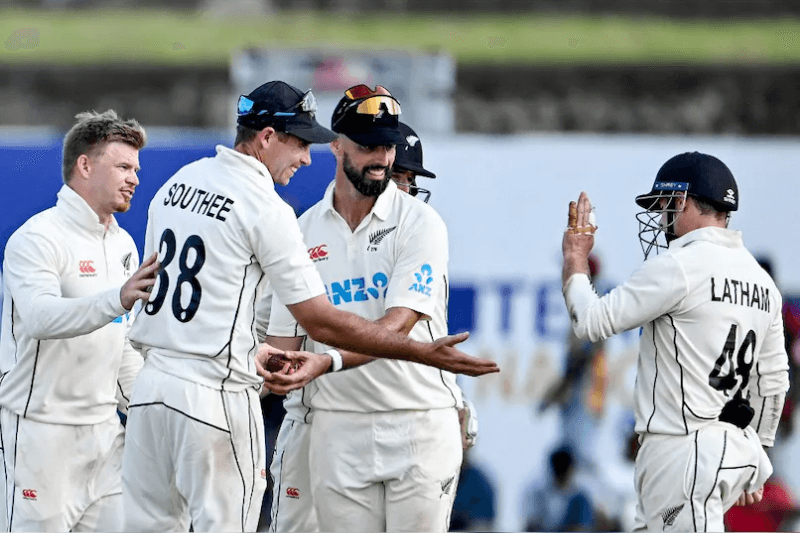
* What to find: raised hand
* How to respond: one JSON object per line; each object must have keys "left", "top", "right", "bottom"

{"left": 120, "top": 253, "right": 159, "bottom": 310}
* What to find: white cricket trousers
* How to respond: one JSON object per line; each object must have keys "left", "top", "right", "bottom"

{"left": 310, "top": 408, "right": 462, "bottom": 532}
{"left": 121, "top": 364, "right": 267, "bottom": 532}
{"left": 269, "top": 417, "right": 318, "bottom": 532}
{"left": 0, "top": 407, "right": 124, "bottom": 532}
{"left": 633, "top": 421, "right": 771, "bottom": 532}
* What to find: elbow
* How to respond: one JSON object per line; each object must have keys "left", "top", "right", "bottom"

{"left": 572, "top": 320, "right": 591, "bottom": 342}
{"left": 27, "top": 315, "right": 51, "bottom": 340}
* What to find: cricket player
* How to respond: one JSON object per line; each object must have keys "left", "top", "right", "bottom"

{"left": 262, "top": 85, "right": 463, "bottom": 533}
{"left": 123, "top": 81, "right": 497, "bottom": 532}
{"left": 264, "top": 116, "right": 452, "bottom": 532}
{"left": 0, "top": 110, "right": 157, "bottom": 531}
{"left": 391, "top": 121, "right": 435, "bottom": 203}
{"left": 561, "top": 152, "right": 790, "bottom": 531}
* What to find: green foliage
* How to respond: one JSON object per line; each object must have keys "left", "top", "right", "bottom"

{"left": 2, "top": 8, "right": 800, "bottom": 66}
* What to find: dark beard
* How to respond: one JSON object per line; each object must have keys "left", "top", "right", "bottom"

{"left": 343, "top": 154, "right": 391, "bottom": 198}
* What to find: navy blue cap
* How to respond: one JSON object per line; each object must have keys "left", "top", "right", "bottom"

{"left": 236, "top": 81, "right": 336, "bottom": 144}
{"left": 636, "top": 152, "right": 738, "bottom": 212}
{"left": 330, "top": 86, "right": 405, "bottom": 147}
{"left": 393, "top": 122, "right": 436, "bottom": 179}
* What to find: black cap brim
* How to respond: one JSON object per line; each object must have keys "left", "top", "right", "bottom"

{"left": 287, "top": 123, "right": 338, "bottom": 144}
{"left": 344, "top": 128, "right": 406, "bottom": 147}
{"left": 394, "top": 161, "right": 436, "bottom": 179}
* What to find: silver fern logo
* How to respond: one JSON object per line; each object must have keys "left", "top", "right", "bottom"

{"left": 367, "top": 226, "right": 396, "bottom": 252}
{"left": 661, "top": 503, "right": 684, "bottom": 527}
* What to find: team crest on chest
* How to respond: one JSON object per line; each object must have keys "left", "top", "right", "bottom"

{"left": 367, "top": 226, "right": 396, "bottom": 252}
{"left": 122, "top": 252, "right": 133, "bottom": 276}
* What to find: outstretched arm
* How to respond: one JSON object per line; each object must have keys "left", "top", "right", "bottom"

{"left": 286, "top": 294, "right": 497, "bottom": 377}
{"left": 259, "top": 307, "right": 422, "bottom": 394}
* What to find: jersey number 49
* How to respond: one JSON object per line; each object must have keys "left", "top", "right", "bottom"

{"left": 708, "top": 324, "right": 756, "bottom": 397}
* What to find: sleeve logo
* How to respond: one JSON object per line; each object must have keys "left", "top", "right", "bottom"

{"left": 408, "top": 264, "right": 433, "bottom": 297}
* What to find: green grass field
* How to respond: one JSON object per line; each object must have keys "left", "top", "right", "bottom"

{"left": 2, "top": 8, "right": 800, "bottom": 66}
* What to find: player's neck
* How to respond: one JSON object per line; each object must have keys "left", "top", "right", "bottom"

{"left": 333, "top": 177, "right": 377, "bottom": 232}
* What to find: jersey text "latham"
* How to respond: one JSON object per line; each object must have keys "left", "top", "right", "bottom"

{"left": 163, "top": 183, "right": 234, "bottom": 222}
{"left": 711, "top": 277, "right": 770, "bottom": 313}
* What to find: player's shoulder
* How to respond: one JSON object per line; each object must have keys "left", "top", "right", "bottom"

{"left": 7, "top": 206, "right": 60, "bottom": 246}
{"left": 394, "top": 191, "right": 445, "bottom": 226}
{"left": 296, "top": 199, "right": 329, "bottom": 229}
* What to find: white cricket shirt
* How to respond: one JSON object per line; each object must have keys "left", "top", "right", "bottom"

{"left": 0, "top": 185, "right": 139, "bottom": 424}
{"left": 129, "top": 145, "right": 325, "bottom": 391}
{"left": 564, "top": 226, "right": 789, "bottom": 440}
{"left": 268, "top": 180, "right": 462, "bottom": 413}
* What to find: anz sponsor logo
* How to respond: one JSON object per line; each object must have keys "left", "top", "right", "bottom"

{"left": 408, "top": 264, "right": 433, "bottom": 297}
{"left": 326, "top": 272, "right": 389, "bottom": 306}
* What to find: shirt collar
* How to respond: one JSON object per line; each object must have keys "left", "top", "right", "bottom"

{"left": 673, "top": 226, "right": 743, "bottom": 249}
{"left": 215, "top": 145, "right": 275, "bottom": 191}
{"left": 57, "top": 184, "right": 119, "bottom": 235}
{"left": 323, "top": 179, "right": 398, "bottom": 222}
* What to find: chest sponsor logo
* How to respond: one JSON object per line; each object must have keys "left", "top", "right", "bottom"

{"left": 326, "top": 272, "right": 389, "bottom": 306}
{"left": 408, "top": 264, "right": 433, "bottom": 297}
{"left": 79, "top": 260, "right": 97, "bottom": 277}
{"left": 286, "top": 487, "right": 300, "bottom": 499}
{"left": 308, "top": 244, "right": 328, "bottom": 262}
{"left": 367, "top": 226, "right": 396, "bottom": 252}
{"left": 22, "top": 489, "right": 37, "bottom": 500}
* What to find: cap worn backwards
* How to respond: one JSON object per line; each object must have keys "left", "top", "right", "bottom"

{"left": 236, "top": 80, "right": 336, "bottom": 144}
{"left": 635, "top": 151, "right": 739, "bottom": 212}
{"left": 330, "top": 84, "right": 405, "bottom": 147}
{"left": 393, "top": 122, "right": 436, "bottom": 179}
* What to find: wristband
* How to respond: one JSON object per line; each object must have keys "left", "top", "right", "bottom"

{"left": 324, "top": 349, "right": 343, "bottom": 373}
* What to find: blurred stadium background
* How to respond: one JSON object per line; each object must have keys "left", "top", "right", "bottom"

{"left": 3, "top": 0, "right": 800, "bottom": 531}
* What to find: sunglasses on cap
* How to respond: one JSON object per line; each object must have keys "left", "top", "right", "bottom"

{"left": 237, "top": 90, "right": 319, "bottom": 118}
{"left": 333, "top": 85, "right": 402, "bottom": 124}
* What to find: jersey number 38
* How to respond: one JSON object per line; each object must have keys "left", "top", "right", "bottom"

{"left": 144, "top": 228, "right": 206, "bottom": 323}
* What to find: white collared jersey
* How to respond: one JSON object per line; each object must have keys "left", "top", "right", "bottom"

{"left": 129, "top": 145, "right": 325, "bottom": 392}
{"left": 268, "top": 180, "right": 462, "bottom": 413}
{"left": 564, "top": 226, "right": 789, "bottom": 441}
{"left": 0, "top": 185, "right": 139, "bottom": 424}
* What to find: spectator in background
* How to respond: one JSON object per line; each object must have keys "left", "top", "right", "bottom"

{"left": 540, "top": 253, "right": 607, "bottom": 473}
{"left": 523, "top": 446, "right": 594, "bottom": 532}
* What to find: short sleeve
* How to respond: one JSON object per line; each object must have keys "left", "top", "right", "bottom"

{"left": 384, "top": 210, "right": 448, "bottom": 320}
{"left": 266, "top": 292, "right": 307, "bottom": 338}
{"left": 251, "top": 200, "right": 325, "bottom": 307}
